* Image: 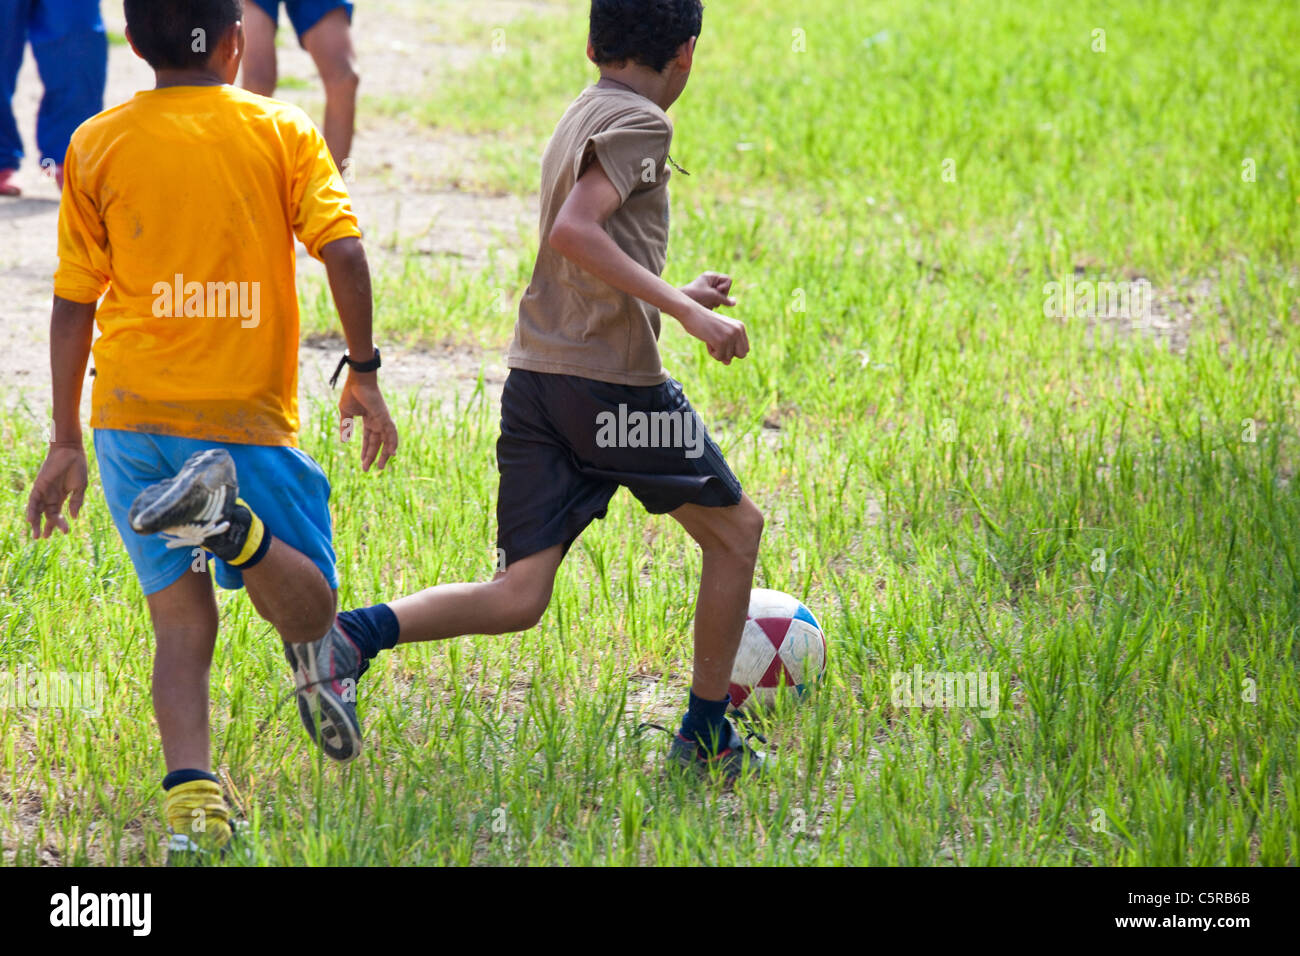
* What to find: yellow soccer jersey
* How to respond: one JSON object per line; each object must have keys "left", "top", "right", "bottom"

{"left": 54, "top": 84, "right": 361, "bottom": 446}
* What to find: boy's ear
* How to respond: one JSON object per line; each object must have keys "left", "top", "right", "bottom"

{"left": 676, "top": 36, "right": 697, "bottom": 71}
{"left": 222, "top": 21, "right": 244, "bottom": 64}
{"left": 212, "top": 20, "right": 244, "bottom": 77}
{"left": 587, "top": 39, "right": 597, "bottom": 64}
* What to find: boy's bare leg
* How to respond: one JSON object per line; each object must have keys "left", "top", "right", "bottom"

{"left": 389, "top": 544, "right": 565, "bottom": 642}
{"left": 146, "top": 542, "right": 336, "bottom": 773}
{"left": 241, "top": 538, "right": 337, "bottom": 644}
{"left": 146, "top": 568, "right": 220, "bottom": 773}
{"left": 240, "top": 2, "right": 278, "bottom": 96}
{"left": 669, "top": 494, "right": 765, "bottom": 700}
{"left": 301, "top": 8, "right": 358, "bottom": 169}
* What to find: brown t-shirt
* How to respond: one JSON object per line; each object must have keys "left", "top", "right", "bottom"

{"left": 508, "top": 86, "right": 673, "bottom": 386}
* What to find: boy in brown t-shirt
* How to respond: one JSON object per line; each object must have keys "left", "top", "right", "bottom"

{"left": 334, "top": 0, "right": 766, "bottom": 779}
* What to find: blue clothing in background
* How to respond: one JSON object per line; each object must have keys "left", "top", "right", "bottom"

{"left": 250, "top": 0, "right": 353, "bottom": 46}
{"left": 0, "top": 0, "right": 107, "bottom": 169}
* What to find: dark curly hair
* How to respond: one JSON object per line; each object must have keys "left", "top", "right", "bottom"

{"left": 125, "top": 0, "right": 243, "bottom": 70}
{"left": 590, "top": 0, "right": 705, "bottom": 73}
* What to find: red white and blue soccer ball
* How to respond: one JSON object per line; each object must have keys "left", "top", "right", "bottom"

{"left": 728, "top": 589, "right": 827, "bottom": 710}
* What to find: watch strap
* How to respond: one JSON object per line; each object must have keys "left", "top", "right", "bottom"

{"left": 329, "top": 348, "right": 381, "bottom": 389}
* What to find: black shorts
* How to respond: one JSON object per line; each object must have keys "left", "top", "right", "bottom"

{"left": 495, "top": 369, "right": 744, "bottom": 566}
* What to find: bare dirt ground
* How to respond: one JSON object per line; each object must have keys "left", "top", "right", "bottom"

{"left": 0, "top": 0, "right": 552, "bottom": 423}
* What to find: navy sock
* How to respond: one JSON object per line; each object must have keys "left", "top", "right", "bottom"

{"left": 162, "top": 768, "right": 220, "bottom": 791}
{"left": 679, "top": 691, "right": 732, "bottom": 755}
{"left": 337, "top": 604, "right": 401, "bottom": 661}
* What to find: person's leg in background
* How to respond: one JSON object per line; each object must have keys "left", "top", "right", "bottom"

{"left": 0, "top": 0, "right": 29, "bottom": 195}
{"left": 28, "top": 0, "right": 107, "bottom": 190}
{"left": 297, "top": 4, "right": 358, "bottom": 172}
{"left": 241, "top": 0, "right": 280, "bottom": 96}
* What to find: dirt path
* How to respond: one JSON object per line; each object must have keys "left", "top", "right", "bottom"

{"left": 0, "top": 0, "right": 553, "bottom": 423}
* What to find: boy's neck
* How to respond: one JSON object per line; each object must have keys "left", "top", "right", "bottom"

{"left": 596, "top": 66, "right": 672, "bottom": 111}
{"left": 153, "top": 69, "right": 226, "bottom": 90}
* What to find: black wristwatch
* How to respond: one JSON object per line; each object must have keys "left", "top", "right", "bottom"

{"left": 329, "top": 348, "right": 381, "bottom": 388}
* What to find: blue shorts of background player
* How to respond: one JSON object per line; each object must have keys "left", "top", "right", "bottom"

{"left": 94, "top": 430, "right": 338, "bottom": 596}
{"left": 248, "top": 0, "right": 353, "bottom": 46}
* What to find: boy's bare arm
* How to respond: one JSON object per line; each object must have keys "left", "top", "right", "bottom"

{"left": 549, "top": 160, "right": 751, "bottom": 365}
{"left": 319, "top": 237, "right": 399, "bottom": 472}
{"left": 25, "top": 296, "right": 94, "bottom": 537}
{"left": 48, "top": 297, "right": 95, "bottom": 444}
{"left": 320, "top": 236, "right": 376, "bottom": 360}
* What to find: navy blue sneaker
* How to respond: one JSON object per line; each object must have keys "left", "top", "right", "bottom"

{"left": 665, "top": 719, "right": 768, "bottom": 783}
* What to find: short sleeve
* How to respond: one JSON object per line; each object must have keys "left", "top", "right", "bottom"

{"left": 52, "top": 142, "right": 111, "bottom": 304}
{"left": 290, "top": 119, "right": 362, "bottom": 260}
{"left": 577, "top": 109, "right": 673, "bottom": 203}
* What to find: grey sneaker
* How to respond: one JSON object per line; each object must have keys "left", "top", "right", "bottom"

{"left": 126, "top": 447, "right": 254, "bottom": 558}
{"left": 283, "top": 621, "right": 364, "bottom": 763}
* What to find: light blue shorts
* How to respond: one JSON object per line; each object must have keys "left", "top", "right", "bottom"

{"left": 94, "top": 429, "right": 338, "bottom": 596}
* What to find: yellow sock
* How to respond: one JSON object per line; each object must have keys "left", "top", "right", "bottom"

{"left": 228, "top": 498, "right": 266, "bottom": 567}
{"left": 164, "top": 779, "right": 233, "bottom": 849}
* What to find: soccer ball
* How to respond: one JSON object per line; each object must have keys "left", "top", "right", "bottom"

{"left": 728, "top": 589, "right": 827, "bottom": 710}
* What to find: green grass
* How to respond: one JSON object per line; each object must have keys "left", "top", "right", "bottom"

{"left": 275, "top": 76, "right": 316, "bottom": 93}
{"left": 3, "top": 0, "right": 1299, "bottom": 865}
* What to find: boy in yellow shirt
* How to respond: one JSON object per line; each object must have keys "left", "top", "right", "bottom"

{"left": 23, "top": 0, "right": 398, "bottom": 862}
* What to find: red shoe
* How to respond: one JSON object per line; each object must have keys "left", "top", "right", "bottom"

{"left": 0, "top": 168, "right": 20, "bottom": 197}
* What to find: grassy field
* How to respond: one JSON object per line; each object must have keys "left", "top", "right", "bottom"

{"left": 3, "top": 0, "right": 1299, "bottom": 865}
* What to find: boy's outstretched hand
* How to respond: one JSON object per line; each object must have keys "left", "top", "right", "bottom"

{"left": 679, "top": 272, "right": 749, "bottom": 364}
{"left": 679, "top": 305, "right": 750, "bottom": 365}
{"left": 339, "top": 373, "right": 399, "bottom": 472}
{"left": 26, "top": 446, "right": 88, "bottom": 538}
